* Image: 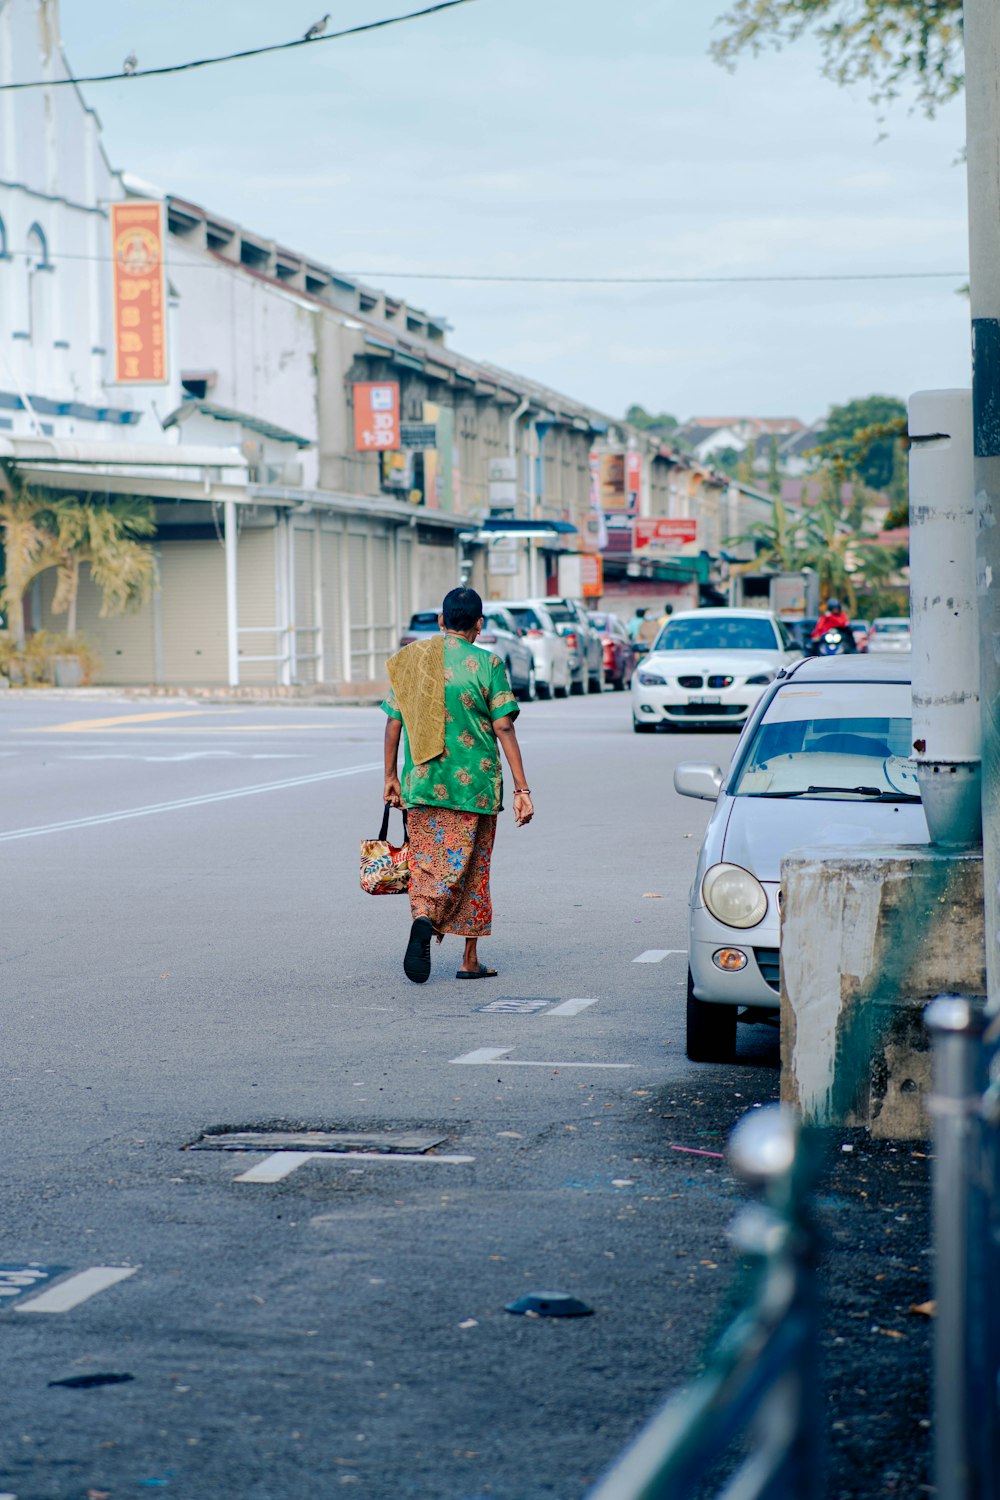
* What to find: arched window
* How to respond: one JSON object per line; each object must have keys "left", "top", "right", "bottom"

{"left": 26, "top": 223, "right": 49, "bottom": 269}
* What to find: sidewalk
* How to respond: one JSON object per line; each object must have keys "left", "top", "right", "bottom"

{"left": 660, "top": 1067, "right": 932, "bottom": 1499}
{"left": 0, "top": 683, "right": 388, "bottom": 706}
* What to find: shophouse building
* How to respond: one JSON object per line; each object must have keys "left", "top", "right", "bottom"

{"left": 2, "top": 0, "right": 781, "bottom": 690}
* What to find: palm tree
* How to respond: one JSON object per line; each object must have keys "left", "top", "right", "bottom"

{"left": 51, "top": 498, "right": 157, "bottom": 633}
{"left": 727, "top": 493, "right": 808, "bottom": 572}
{"left": 0, "top": 475, "right": 65, "bottom": 647}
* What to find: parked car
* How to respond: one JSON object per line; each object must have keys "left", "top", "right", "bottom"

{"left": 631, "top": 608, "right": 801, "bottom": 732}
{"left": 587, "top": 610, "right": 638, "bottom": 691}
{"left": 850, "top": 619, "right": 871, "bottom": 652}
{"left": 523, "top": 596, "right": 605, "bottom": 694}
{"left": 673, "top": 656, "right": 927, "bottom": 1061}
{"left": 493, "top": 600, "right": 571, "bottom": 699}
{"left": 477, "top": 606, "right": 537, "bottom": 701}
{"left": 866, "top": 617, "right": 912, "bottom": 655}
{"left": 399, "top": 610, "right": 440, "bottom": 648}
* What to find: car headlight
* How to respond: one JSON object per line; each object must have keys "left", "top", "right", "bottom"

{"left": 745, "top": 671, "right": 776, "bottom": 686}
{"left": 702, "top": 863, "right": 768, "bottom": 928}
{"left": 637, "top": 670, "right": 666, "bottom": 686}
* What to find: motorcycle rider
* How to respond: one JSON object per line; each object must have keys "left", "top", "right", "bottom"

{"left": 810, "top": 598, "right": 851, "bottom": 643}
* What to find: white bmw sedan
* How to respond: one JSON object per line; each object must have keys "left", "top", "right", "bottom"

{"left": 631, "top": 608, "right": 801, "bottom": 732}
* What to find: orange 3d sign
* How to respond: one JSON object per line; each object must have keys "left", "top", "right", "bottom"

{"left": 111, "top": 201, "right": 168, "bottom": 385}
{"left": 353, "top": 382, "right": 401, "bottom": 451}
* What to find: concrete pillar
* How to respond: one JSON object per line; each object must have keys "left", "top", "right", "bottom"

{"left": 781, "top": 845, "right": 986, "bottom": 1137}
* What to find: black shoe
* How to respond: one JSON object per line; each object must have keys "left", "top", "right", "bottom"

{"left": 403, "top": 917, "right": 434, "bottom": 984}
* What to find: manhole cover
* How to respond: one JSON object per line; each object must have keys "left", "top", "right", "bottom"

{"left": 187, "top": 1129, "right": 447, "bottom": 1155}
{"left": 477, "top": 998, "right": 558, "bottom": 1014}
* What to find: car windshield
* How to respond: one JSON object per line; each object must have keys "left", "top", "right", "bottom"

{"left": 507, "top": 607, "right": 546, "bottom": 630}
{"left": 731, "top": 682, "right": 917, "bottom": 799}
{"left": 546, "top": 606, "right": 578, "bottom": 625}
{"left": 483, "top": 614, "right": 509, "bottom": 632}
{"left": 410, "top": 612, "right": 438, "bottom": 627}
{"left": 873, "top": 621, "right": 910, "bottom": 634}
{"left": 654, "top": 617, "right": 778, "bottom": 653}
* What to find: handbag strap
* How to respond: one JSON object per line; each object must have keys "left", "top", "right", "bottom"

{"left": 378, "top": 803, "right": 408, "bottom": 841}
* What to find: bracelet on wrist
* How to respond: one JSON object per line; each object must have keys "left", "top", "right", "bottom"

{"left": 514, "top": 787, "right": 531, "bottom": 795}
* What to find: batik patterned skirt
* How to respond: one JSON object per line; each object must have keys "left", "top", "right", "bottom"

{"left": 406, "top": 806, "right": 497, "bottom": 937}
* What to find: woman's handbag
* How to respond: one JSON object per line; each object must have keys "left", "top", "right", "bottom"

{"left": 360, "top": 804, "right": 410, "bottom": 895}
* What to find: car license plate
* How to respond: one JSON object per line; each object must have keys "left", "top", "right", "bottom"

{"left": 690, "top": 695, "right": 721, "bottom": 705}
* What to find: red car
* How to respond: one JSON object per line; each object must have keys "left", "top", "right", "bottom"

{"left": 587, "top": 611, "right": 638, "bottom": 691}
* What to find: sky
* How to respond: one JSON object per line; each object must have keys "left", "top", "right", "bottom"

{"left": 56, "top": 0, "right": 971, "bottom": 425}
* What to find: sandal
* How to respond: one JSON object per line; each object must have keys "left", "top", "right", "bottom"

{"left": 456, "top": 964, "right": 498, "bottom": 979}
{"left": 404, "top": 917, "right": 434, "bottom": 984}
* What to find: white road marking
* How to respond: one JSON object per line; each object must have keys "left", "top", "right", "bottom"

{"left": 234, "top": 1150, "right": 475, "bottom": 1182}
{"left": 0, "top": 762, "right": 382, "bottom": 843}
{"left": 450, "top": 1047, "right": 632, "bottom": 1070}
{"left": 545, "top": 998, "right": 599, "bottom": 1016}
{"left": 64, "top": 752, "right": 309, "bottom": 763}
{"left": 16, "top": 1266, "right": 137, "bottom": 1314}
{"left": 234, "top": 1151, "right": 318, "bottom": 1183}
{"left": 633, "top": 949, "right": 687, "bottom": 964}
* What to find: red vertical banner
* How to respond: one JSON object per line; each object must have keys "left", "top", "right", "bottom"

{"left": 353, "top": 382, "right": 401, "bottom": 450}
{"left": 111, "top": 201, "right": 168, "bottom": 384}
{"left": 625, "top": 452, "right": 642, "bottom": 515}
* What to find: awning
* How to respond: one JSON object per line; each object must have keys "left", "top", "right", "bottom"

{"left": 480, "top": 519, "right": 578, "bottom": 540}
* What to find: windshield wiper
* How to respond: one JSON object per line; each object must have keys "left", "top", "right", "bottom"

{"left": 750, "top": 785, "right": 921, "bottom": 802}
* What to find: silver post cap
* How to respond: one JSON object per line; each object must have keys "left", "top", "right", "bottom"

{"left": 728, "top": 1104, "right": 798, "bottom": 1186}
{"left": 925, "top": 994, "right": 988, "bottom": 1037}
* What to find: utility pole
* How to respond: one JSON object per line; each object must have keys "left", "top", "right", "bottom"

{"left": 965, "top": 0, "right": 1000, "bottom": 1011}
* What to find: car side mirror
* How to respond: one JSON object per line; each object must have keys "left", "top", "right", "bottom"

{"left": 673, "top": 763, "right": 723, "bottom": 801}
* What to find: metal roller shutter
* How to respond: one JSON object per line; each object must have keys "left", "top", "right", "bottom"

{"left": 36, "top": 565, "right": 156, "bottom": 686}
{"left": 292, "top": 526, "right": 317, "bottom": 684}
{"left": 237, "top": 527, "right": 280, "bottom": 685}
{"left": 160, "top": 540, "right": 227, "bottom": 685}
{"left": 319, "top": 528, "right": 344, "bottom": 684}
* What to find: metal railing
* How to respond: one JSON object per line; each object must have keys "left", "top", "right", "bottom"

{"left": 925, "top": 996, "right": 1000, "bottom": 1500}
{"left": 587, "top": 1106, "right": 822, "bottom": 1500}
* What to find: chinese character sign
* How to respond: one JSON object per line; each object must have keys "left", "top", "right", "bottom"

{"left": 353, "top": 383, "right": 401, "bottom": 450}
{"left": 111, "top": 202, "right": 168, "bottom": 385}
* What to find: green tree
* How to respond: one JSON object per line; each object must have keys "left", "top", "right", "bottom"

{"left": 767, "top": 435, "right": 782, "bottom": 499}
{"left": 814, "top": 396, "right": 908, "bottom": 492}
{"left": 624, "top": 405, "right": 679, "bottom": 437}
{"left": 0, "top": 477, "right": 64, "bottom": 647}
{"left": 711, "top": 1, "right": 963, "bottom": 115}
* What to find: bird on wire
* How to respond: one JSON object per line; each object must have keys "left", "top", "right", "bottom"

{"left": 122, "top": 51, "right": 138, "bottom": 74}
{"left": 303, "top": 14, "right": 330, "bottom": 40}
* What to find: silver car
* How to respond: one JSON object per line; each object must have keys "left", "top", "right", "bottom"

{"left": 673, "top": 656, "right": 927, "bottom": 1062}
{"left": 494, "top": 600, "right": 572, "bottom": 699}
{"left": 866, "top": 617, "right": 911, "bottom": 655}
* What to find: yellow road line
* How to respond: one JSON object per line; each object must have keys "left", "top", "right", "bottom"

{"left": 29, "top": 710, "right": 241, "bottom": 733}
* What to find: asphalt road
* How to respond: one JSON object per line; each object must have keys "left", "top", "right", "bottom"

{"left": 0, "top": 688, "right": 783, "bottom": 1499}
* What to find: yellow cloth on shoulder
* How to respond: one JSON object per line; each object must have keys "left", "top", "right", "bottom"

{"left": 386, "top": 634, "right": 446, "bottom": 766}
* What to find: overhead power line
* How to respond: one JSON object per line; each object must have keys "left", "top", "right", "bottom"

{"left": 0, "top": 0, "right": 478, "bottom": 91}
{"left": 3, "top": 248, "right": 967, "bottom": 288}
{"left": 345, "top": 269, "right": 968, "bottom": 286}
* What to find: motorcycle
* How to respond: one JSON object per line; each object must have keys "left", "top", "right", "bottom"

{"left": 810, "top": 628, "right": 856, "bottom": 658}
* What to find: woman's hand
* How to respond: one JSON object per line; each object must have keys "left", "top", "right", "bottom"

{"left": 384, "top": 775, "right": 402, "bottom": 808}
{"left": 513, "top": 790, "right": 534, "bottom": 827}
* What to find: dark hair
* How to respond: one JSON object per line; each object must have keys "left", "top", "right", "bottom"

{"left": 442, "top": 587, "right": 483, "bottom": 631}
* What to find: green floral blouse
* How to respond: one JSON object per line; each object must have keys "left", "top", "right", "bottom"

{"left": 383, "top": 636, "right": 520, "bottom": 814}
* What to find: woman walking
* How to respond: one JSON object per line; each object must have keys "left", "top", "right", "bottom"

{"left": 382, "top": 587, "right": 534, "bottom": 984}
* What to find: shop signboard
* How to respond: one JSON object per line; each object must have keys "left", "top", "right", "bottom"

{"left": 110, "top": 201, "right": 168, "bottom": 384}
{"left": 580, "top": 554, "right": 604, "bottom": 597}
{"left": 353, "top": 382, "right": 400, "bottom": 450}
{"left": 634, "top": 518, "right": 699, "bottom": 551}
{"left": 598, "top": 452, "right": 627, "bottom": 511}
{"left": 625, "top": 452, "right": 642, "bottom": 514}
{"left": 399, "top": 421, "right": 437, "bottom": 450}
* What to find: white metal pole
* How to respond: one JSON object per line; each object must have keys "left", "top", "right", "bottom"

{"left": 313, "top": 513, "right": 325, "bottom": 684}
{"left": 224, "top": 498, "right": 239, "bottom": 688}
{"left": 908, "top": 390, "right": 981, "bottom": 846}
{"left": 285, "top": 514, "right": 297, "bottom": 687}
{"left": 965, "top": 0, "right": 1000, "bottom": 1007}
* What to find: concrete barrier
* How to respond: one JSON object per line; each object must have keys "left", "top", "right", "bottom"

{"left": 781, "top": 844, "right": 985, "bottom": 1138}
